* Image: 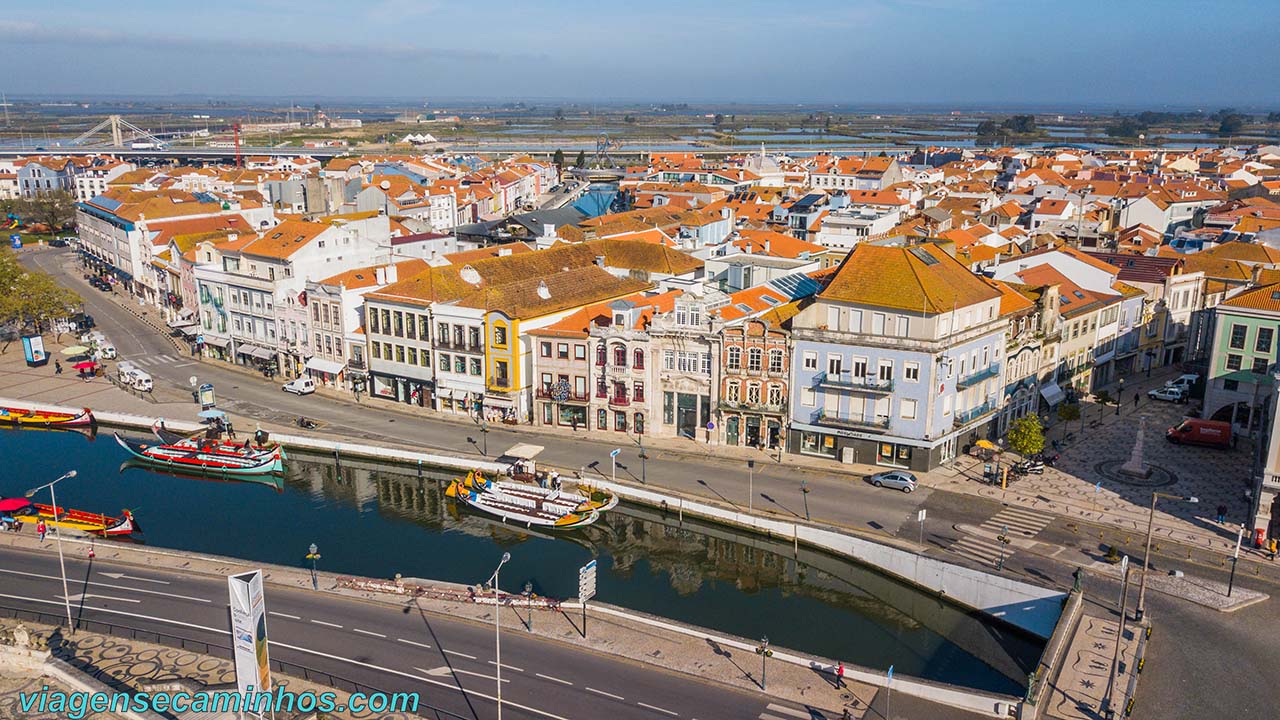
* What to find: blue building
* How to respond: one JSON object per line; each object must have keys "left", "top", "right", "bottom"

{"left": 789, "top": 243, "right": 1006, "bottom": 470}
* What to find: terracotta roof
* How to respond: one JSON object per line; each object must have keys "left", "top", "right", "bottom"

{"left": 443, "top": 243, "right": 535, "bottom": 264}
{"left": 986, "top": 278, "right": 1036, "bottom": 316}
{"left": 731, "top": 229, "right": 825, "bottom": 258}
{"left": 820, "top": 243, "right": 1000, "bottom": 313}
{"left": 318, "top": 259, "right": 431, "bottom": 290}
{"left": 1201, "top": 242, "right": 1280, "bottom": 265}
{"left": 241, "top": 220, "right": 329, "bottom": 260}
{"left": 583, "top": 239, "right": 702, "bottom": 276}
{"left": 1221, "top": 283, "right": 1280, "bottom": 313}
{"left": 1084, "top": 252, "right": 1184, "bottom": 284}
{"left": 534, "top": 290, "right": 683, "bottom": 337}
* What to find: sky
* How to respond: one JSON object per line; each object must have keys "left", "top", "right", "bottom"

{"left": 1, "top": 0, "right": 1277, "bottom": 107}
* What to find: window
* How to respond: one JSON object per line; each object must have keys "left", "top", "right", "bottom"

{"left": 746, "top": 382, "right": 761, "bottom": 405}
{"left": 469, "top": 358, "right": 482, "bottom": 376}
{"left": 901, "top": 398, "right": 917, "bottom": 420}
{"left": 419, "top": 348, "right": 428, "bottom": 367}
{"left": 896, "top": 316, "right": 909, "bottom": 336}
{"left": 663, "top": 350, "right": 675, "bottom": 370}
{"left": 373, "top": 342, "right": 383, "bottom": 360}
{"left": 406, "top": 315, "right": 416, "bottom": 340}
{"left": 872, "top": 312, "right": 886, "bottom": 335}
{"left": 614, "top": 411, "right": 627, "bottom": 431}
{"left": 395, "top": 345, "right": 405, "bottom": 363}
{"left": 767, "top": 384, "right": 783, "bottom": 406}
{"left": 1258, "top": 327, "right": 1274, "bottom": 354}
{"left": 495, "top": 360, "right": 509, "bottom": 385}
{"left": 633, "top": 381, "right": 645, "bottom": 402}
{"left": 1250, "top": 357, "right": 1269, "bottom": 374}
{"left": 663, "top": 392, "right": 674, "bottom": 424}
{"left": 904, "top": 362, "right": 920, "bottom": 382}
{"left": 439, "top": 353, "right": 449, "bottom": 371}
{"left": 574, "top": 344, "right": 587, "bottom": 361}
{"left": 613, "top": 344, "right": 627, "bottom": 367}
{"left": 469, "top": 327, "right": 481, "bottom": 348}
{"left": 768, "top": 349, "right": 784, "bottom": 374}
{"left": 596, "top": 377, "right": 608, "bottom": 398}
{"left": 437, "top": 322, "right": 448, "bottom": 344}
{"left": 420, "top": 316, "right": 430, "bottom": 341}
{"left": 1226, "top": 354, "right": 1243, "bottom": 371}
{"left": 878, "top": 360, "right": 893, "bottom": 382}
{"left": 726, "top": 380, "right": 741, "bottom": 403}
{"left": 802, "top": 351, "right": 818, "bottom": 370}
{"left": 540, "top": 342, "right": 552, "bottom": 358}
{"left": 558, "top": 343, "right": 570, "bottom": 359}
{"left": 369, "top": 310, "right": 381, "bottom": 334}
{"left": 801, "top": 387, "right": 816, "bottom": 407}
{"left": 407, "top": 347, "right": 417, "bottom": 365}
{"left": 598, "top": 409, "right": 608, "bottom": 430}
{"left": 634, "top": 349, "right": 645, "bottom": 369}
{"left": 541, "top": 372, "right": 553, "bottom": 390}
{"left": 597, "top": 345, "right": 607, "bottom": 366}
{"left": 493, "top": 324, "right": 508, "bottom": 347}
{"left": 455, "top": 356, "right": 465, "bottom": 373}
{"left": 851, "top": 357, "right": 868, "bottom": 378}
{"left": 747, "top": 348, "right": 763, "bottom": 372}
{"left": 380, "top": 310, "right": 391, "bottom": 334}
{"left": 726, "top": 346, "right": 742, "bottom": 370}
{"left": 314, "top": 332, "right": 322, "bottom": 349}
{"left": 827, "top": 354, "right": 843, "bottom": 375}
{"left": 1230, "top": 324, "right": 1247, "bottom": 350}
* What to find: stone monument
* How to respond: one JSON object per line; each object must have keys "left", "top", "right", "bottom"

{"left": 1119, "top": 416, "right": 1153, "bottom": 479}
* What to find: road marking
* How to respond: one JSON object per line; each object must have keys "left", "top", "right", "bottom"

{"left": 535, "top": 672, "right": 572, "bottom": 686}
{"left": 396, "top": 638, "right": 432, "bottom": 649}
{"left": 488, "top": 660, "right": 524, "bottom": 672}
{"left": 310, "top": 619, "right": 342, "bottom": 628}
{"left": 0, "top": 594, "right": 571, "bottom": 720}
{"left": 352, "top": 628, "right": 386, "bottom": 638}
{"left": 587, "top": 687, "right": 625, "bottom": 701}
{"left": 269, "top": 612, "right": 301, "bottom": 620}
{"left": 443, "top": 649, "right": 477, "bottom": 660}
{"left": 637, "top": 701, "right": 678, "bottom": 716}
{"left": 0, "top": 568, "right": 209, "bottom": 603}
{"left": 172, "top": 362, "right": 195, "bottom": 368}
{"left": 58, "top": 593, "right": 140, "bottom": 604}
{"left": 765, "top": 704, "right": 816, "bottom": 719}
{"left": 99, "top": 572, "right": 169, "bottom": 585}
{"left": 417, "top": 666, "right": 508, "bottom": 683}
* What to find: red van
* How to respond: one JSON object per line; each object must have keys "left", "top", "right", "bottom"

{"left": 1166, "top": 419, "right": 1233, "bottom": 448}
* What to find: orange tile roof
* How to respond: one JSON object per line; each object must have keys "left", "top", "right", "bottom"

{"left": 820, "top": 243, "right": 1000, "bottom": 313}
{"left": 318, "top": 259, "right": 431, "bottom": 290}
{"left": 241, "top": 220, "right": 329, "bottom": 260}
{"left": 1221, "top": 283, "right": 1280, "bottom": 313}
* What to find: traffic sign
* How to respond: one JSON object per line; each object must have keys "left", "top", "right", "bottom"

{"left": 578, "top": 560, "right": 598, "bottom": 601}
{"left": 609, "top": 448, "right": 620, "bottom": 459}
{"left": 917, "top": 509, "right": 927, "bottom": 523}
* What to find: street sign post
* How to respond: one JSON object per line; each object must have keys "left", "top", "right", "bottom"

{"left": 609, "top": 448, "right": 620, "bottom": 485}
{"left": 917, "top": 508, "right": 927, "bottom": 544}
{"left": 578, "top": 560, "right": 597, "bottom": 638}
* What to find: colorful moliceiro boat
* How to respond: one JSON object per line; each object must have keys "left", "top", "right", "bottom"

{"left": 150, "top": 420, "right": 282, "bottom": 460}
{"left": 0, "top": 405, "right": 95, "bottom": 427}
{"left": 446, "top": 471, "right": 599, "bottom": 529}
{"left": 0, "top": 497, "right": 138, "bottom": 537}
{"left": 114, "top": 433, "right": 285, "bottom": 475}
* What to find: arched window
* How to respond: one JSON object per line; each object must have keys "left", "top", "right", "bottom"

{"left": 633, "top": 348, "right": 645, "bottom": 369}
{"left": 768, "top": 349, "right": 784, "bottom": 374}
{"left": 726, "top": 346, "right": 742, "bottom": 370}
{"left": 613, "top": 344, "right": 628, "bottom": 367}
{"left": 634, "top": 413, "right": 645, "bottom": 435}
{"left": 595, "top": 345, "right": 606, "bottom": 366}
{"left": 747, "top": 347, "right": 763, "bottom": 372}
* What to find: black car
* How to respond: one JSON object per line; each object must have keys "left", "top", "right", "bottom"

{"left": 70, "top": 313, "right": 95, "bottom": 331}
{"left": 48, "top": 238, "right": 69, "bottom": 248}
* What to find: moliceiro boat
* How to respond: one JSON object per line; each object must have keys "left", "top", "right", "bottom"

{"left": 150, "top": 420, "right": 281, "bottom": 459}
{"left": 114, "top": 433, "right": 285, "bottom": 476}
{"left": 0, "top": 405, "right": 95, "bottom": 427}
{"left": 445, "top": 471, "right": 599, "bottom": 529}
{"left": 0, "top": 497, "right": 138, "bottom": 537}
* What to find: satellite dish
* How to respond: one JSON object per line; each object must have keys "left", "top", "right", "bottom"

{"left": 536, "top": 280, "right": 551, "bottom": 300}
{"left": 460, "top": 264, "right": 481, "bottom": 285}
{"left": 189, "top": 376, "right": 198, "bottom": 387}
{"left": 380, "top": 180, "right": 391, "bottom": 190}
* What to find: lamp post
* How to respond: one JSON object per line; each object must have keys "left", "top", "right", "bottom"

{"left": 306, "top": 543, "right": 321, "bottom": 590}
{"left": 488, "top": 552, "right": 512, "bottom": 720}
{"left": 637, "top": 433, "right": 648, "bottom": 484}
{"left": 1116, "top": 378, "right": 1125, "bottom": 415}
{"left": 523, "top": 581, "right": 533, "bottom": 632}
{"left": 1105, "top": 555, "right": 1131, "bottom": 719}
{"left": 800, "top": 479, "right": 810, "bottom": 521}
{"left": 747, "top": 460, "right": 755, "bottom": 513}
{"left": 755, "top": 636, "right": 772, "bottom": 690}
{"left": 996, "top": 524, "right": 1010, "bottom": 571}
{"left": 1136, "top": 492, "right": 1198, "bottom": 621}
{"left": 26, "top": 470, "right": 78, "bottom": 633}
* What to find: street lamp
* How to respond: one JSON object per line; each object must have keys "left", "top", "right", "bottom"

{"left": 467, "top": 421, "right": 490, "bottom": 457}
{"left": 523, "top": 581, "right": 533, "bottom": 632}
{"left": 1136, "top": 492, "right": 1198, "bottom": 621}
{"left": 488, "top": 551, "right": 512, "bottom": 720}
{"left": 305, "top": 543, "right": 321, "bottom": 591}
{"left": 1116, "top": 378, "right": 1125, "bottom": 416}
{"left": 747, "top": 460, "right": 755, "bottom": 513}
{"left": 25, "top": 470, "right": 78, "bottom": 633}
{"left": 755, "top": 636, "right": 772, "bottom": 690}
{"left": 800, "top": 479, "right": 810, "bottom": 521}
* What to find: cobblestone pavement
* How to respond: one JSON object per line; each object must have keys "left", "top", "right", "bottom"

{"left": 1044, "top": 614, "right": 1141, "bottom": 720}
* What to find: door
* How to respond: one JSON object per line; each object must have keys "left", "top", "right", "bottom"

{"left": 677, "top": 393, "right": 698, "bottom": 439}
{"left": 941, "top": 435, "right": 957, "bottom": 463}
{"left": 767, "top": 420, "right": 781, "bottom": 448}
{"left": 726, "top": 416, "right": 740, "bottom": 446}
{"left": 745, "top": 416, "right": 761, "bottom": 448}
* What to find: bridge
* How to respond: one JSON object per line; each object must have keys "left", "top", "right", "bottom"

{"left": 0, "top": 144, "right": 353, "bottom": 161}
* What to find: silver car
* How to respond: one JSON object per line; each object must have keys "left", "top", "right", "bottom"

{"left": 869, "top": 470, "right": 918, "bottom": 493}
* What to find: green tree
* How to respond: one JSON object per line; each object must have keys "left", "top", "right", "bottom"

{"left": 712, "top": 114, "right": 724, "bottom": 128}
{"left": 1057, "top": 402, "right": 1081, "bottom": 425}
{"left": 1001, "top": 114, "right": 1038, "bottom": 134}
{"left": 1007, "top": 416, "right": 1046, "bottom": 457}
{"left": 24, "top": 190, "right": 77, "bottom": 233}
{"left": 0, "top": 251, "right": 81, "bottom": 348}
{"left": 573, "top": 150, "right": 586, "bottom": 169}
{"left": 975, "top": 119, "right": 999, "bottom": 137}
{"left": 552, "top": 149, "right": 565, "bottom": 170}
{"left": 1218, "top": 112, "right": 1246, "bottom": 135}
{"left": 553, "top": 107, "right": 564, "bottom": 122}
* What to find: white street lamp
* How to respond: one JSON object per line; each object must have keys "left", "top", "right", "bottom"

{"left": 25, "top": 470, "right": 78, "bottom": 633}
{"left": 488, "top": 552, "right": 512, "bottom": 719}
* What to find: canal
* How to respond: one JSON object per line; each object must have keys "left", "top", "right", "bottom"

{"left": 0, "top": 427, "right": 1043, "bottom": 695}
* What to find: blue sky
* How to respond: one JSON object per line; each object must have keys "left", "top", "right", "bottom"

{"left": 1, "top": 0, "right": 1277, "bottom": 107}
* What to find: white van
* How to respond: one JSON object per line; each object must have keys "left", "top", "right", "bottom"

{"left": 282, "top": 377, "right": 316, "bottom": 395}
{"left": 116, "top": 361, "right": 138, "bottom": 382}
{"left": 130, "top": 369, "right": 153, "bottom": 392}
{"left": 98, "top": 342, "right": 118, "bottom": 360}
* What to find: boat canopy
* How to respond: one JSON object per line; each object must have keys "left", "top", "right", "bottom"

{"left": 0, "top": 497, "right": 34, "bottom": 512}
{"left": 499, "top": 443, "right": 544, "bottom": 461}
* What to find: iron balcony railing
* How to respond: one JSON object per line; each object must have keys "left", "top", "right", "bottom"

{"left": 953, "top": 402, "right": 996, "bottom": 427}
{"left": 956, "top": 363, "right": 1001, "bottom": 389}
{"left": 814, "top": 371, "right": 893, "bottom": 394}
{"left": 814, "top": 409, "right": 890, "bottom": 432}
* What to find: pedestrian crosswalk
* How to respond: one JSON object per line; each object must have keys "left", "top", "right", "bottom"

{"left": 758, "top": 702, "right": 833, "bottom": 720}
{"left": 128, "top": 354, "right": 182, "bottom": 367}
{"left": 948, "top": 506, "right": 1053, "bottom": 567}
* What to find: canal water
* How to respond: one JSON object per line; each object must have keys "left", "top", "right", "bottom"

{"left": 0, "top": 427, "right": 1043, "bottom": 695}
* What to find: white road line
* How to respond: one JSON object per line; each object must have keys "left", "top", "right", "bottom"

{"left": 759, "top": 714, "right": 792, "bottom": 720}
{"left": 268, "top": 611, "right": 301, "bottom": 620}
{"left": 637, "top": 701, "right": 678, "bottom": 716}
{"left": 765, "top": 703, "right": 816, "bottom": 719}
{"left": 396, "top": 638, "right": 432, "bottom": 650}
{"left": 535, "top": 672, "right": 572, "bottom": 686}
{"left": 0, "top": 568, "right": 210, "bottom": 603}
{"left": 353, "top": 628, "right": 386, "bottom": 638}
{"left": 0, "top": 593, "right": 571, "bottom": 720}
{"left": 443, "top": 649, "right": 477, "bottom": 660}
{"left": 488, "top": 660, "right": 524, "bottom": 672}
{"left": 587, "top": 687, "right": 625, "bottom": 701}
{"left": 310, "top": 619, "right": 343, "bottom": 628}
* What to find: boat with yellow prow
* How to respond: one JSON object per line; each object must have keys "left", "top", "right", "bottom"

{"left": 445, "top": 471, "right": 599, "bottom": 529}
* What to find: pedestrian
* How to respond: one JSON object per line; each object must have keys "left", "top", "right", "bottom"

{"left": 1133, "top": 391, "right": 1139, "bottom": 407}
{"left": 36, "top": 519, "right": 46, "bottom": 542}
{"left": 1216, "top": 504, "right": 1227, "bottom": 524}
{"left": 54, "top": 360, "right": 62, "bottom": 375}
{"left": 226, "top": 420, "right": 237, "bottom": 440}
{"left": 1270, "top": 537, "right": 1278, "bottom": 562}
{"left": 836, "top": 661, "right": 845, "bottom": 689}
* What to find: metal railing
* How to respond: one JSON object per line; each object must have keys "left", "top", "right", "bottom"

{"left": 813, "top": 409, "right": 890, "bottom": 431}
{"left": 814, "top": 371, "right": 893, "bottom": 393}
{"left": 956, "top": 363, "right": 1001, "bottom": 389}
{"left": 954, "top": 402, "right": 996, "bottom": 427}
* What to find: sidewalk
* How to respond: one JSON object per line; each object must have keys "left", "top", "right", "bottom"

{"left": 1041, "top": 611, "right": 1145, "bottom": 720}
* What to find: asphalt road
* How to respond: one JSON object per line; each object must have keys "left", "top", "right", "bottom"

{"left": 0, "top": 545, "right": 817, "bottom": 720}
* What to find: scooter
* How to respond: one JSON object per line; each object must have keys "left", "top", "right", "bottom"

{"left": 296, "top": 416, "right": 318, "bottom": 430}
{"left": 1036, "top": 452, "right": 1059, "bottom": 467}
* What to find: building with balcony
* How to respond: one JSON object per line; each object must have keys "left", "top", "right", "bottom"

{"left": 649, "top": 289, "right": 730, "bottom": 441}
{"left": 717, "top": 310, "right": 797, "bottom": 450}
{"left": 789, "top": 243, "right": 1005, "bottom": 470}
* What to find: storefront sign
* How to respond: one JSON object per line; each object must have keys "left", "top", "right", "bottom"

{"left": 227, "top": 570, "right": 271, "bottom": 698}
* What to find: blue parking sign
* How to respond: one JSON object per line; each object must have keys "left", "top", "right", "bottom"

{"left": 9, "top": 234, "right": 21, "bottom": 249}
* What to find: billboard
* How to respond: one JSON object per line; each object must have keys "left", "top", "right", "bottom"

{"left": 21, "top": 335, "right": 46, "bottom": 366}
{"left": 228, "top": 570, "right": 271, "bottom": 700}
{"left": 199, "top": 383, "right": 216, "bottom": 409}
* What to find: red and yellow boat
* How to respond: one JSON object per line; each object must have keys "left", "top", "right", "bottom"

{"left": 0, "top": 497, "right": 139, "bottom": 537}
{"left": 0, "top": 405, "right": 95, "bottom": 427}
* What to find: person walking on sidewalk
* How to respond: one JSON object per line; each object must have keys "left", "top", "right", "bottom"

{"left": 54, "top": 360, "right": 62, "bottom": 375}
{"left": 36, "top": 519, "right": 46, "bottom": 542}
{"left": 836, "top": 661, "right": 845, "bottom": 689}
{"left": 1269, "top": 537, "right": 1278, "bottom": 561}
{"left": 1217, "top": 504, "right": 1227, "bottom": 524}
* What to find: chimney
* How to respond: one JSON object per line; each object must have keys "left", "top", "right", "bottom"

{"left": 386, "top": 264, "right": 398, "bottom": 283}
{"left": 498, "top": 247, "right": 512, "bottom": 257}
{"left": 543, "top": 223, "right": 556, "bottom": 238}
{"left": 375, "top": 267, "right": 386, "bottom": 285}
{"left": 764, "top": 239, "right": 771, "bottom": 254}
{"left": 227, "top": 233, "right": 238, "bottom": 243}
{"left": 596, "top": 255, "right": 606, "bottom": 268}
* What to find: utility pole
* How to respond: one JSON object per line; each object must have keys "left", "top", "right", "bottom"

{"left": 755, "top": 637, "right": 772, "bottom": 690}
{"left": 1105, "top": 555, "right": 1131, "bottom": 720}
{"left": 747, "top": 460, "right": 755, "bottom": 513}
{"left": 1228, "top": 526, "right": 1244, "bottom": 597}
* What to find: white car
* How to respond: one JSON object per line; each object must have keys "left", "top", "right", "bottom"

{"left": 1147, "top": 386, "right": 1186, "bottom": 403}
{"left": 282, "top": 377, "right": 316, "bottom": 395}
{"left": 1164, "top": 373, "right": 1199, "bottom": 391}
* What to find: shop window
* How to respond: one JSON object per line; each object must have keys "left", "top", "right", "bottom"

{"left": 634, "top": 413, "right": 645, "bottom": 434}
{"left": 598, "top": 409, "right": 608, "bottom": 429}
{"left": 614, "top": 411, "right": 627, "bottom": 431}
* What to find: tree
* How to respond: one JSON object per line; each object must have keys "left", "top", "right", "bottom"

{"left": 1057, "top": 402, "right": 1081, "bottom": 425}
{"left": 712, "top": 114, "right": 724, "bottom": 128}
{"left": 1000, "top": 114, "right": 1038, "bottom": 134}
{"left": 553, "top": 107, "right": 564, "bottom": 122}
{"left": 1007, "top": 416, "right": 1045, "bottom": 457}
{"left": 975, "top": 119, "right": 999, "bottom": 137}
{"left": 1218, "top": 112, "right": 1246, "bottom": 136}
{"left": 552, "top": 149, "right": 565, "bottom": 170}
{"left": 0, "top": 250, "right": 80, "bottom": 349}
{"left": 25, "top": 190, "right": 76, "bottom": 233}
{"left": 573, "top": 150, "right": 586, "bottom": 169}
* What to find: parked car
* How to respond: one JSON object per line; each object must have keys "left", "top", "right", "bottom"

{"left": 69, "top": 313, "right": 94, "bottom": 331}
{"left": 1147, "top": 386, "right": 1187, "bottom": 403}
{"left": 868, "top": 470, "right": 918, "bottom": 493}
{"left": 1166, "top": 418, "right": 1232, "bottom": 448}
{"left": 1164, "top": 373, "right": 1200, "bottom": 391}
{"left": 97, "top": 343, "right": 117, "bottom": 360}
{"left": 48, "top": 238, "right": 69, "bottom": 248}
{"left": 282, "top": 377, "right": 316, "bottom": 395}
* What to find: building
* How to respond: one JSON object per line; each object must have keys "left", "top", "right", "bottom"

{"left": 789, "top": 243, "right": 1005, "bottom": 470}
{"left": 1203, "top": 284, "right": 1280, "bottom": 431}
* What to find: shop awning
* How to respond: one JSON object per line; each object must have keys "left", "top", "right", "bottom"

{"left": 237, "top": 344, "right": 275, "bottom": 360}
{"left": 202, "top": 336, "right": 231, "bottom": 349}
{"left": 305, "top": 357, "right": 345, "bottom": 375}
{"left": 1040, "top": 382, "right": 1065, "bottom": 406}
{"left": 167, "top": 318, "right": 197, "bottom": 330}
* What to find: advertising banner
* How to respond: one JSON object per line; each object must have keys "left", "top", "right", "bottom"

{"left": 21, "top": 335, "right": 46, "bottom": 366}
{"left": 199, "top": 383, "right": 216, "bottom": 409}
{"left": 228, "top": 570, "right": 271, "bottom": 700}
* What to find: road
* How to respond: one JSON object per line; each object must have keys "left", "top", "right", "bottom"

{"left": 0, "top": 544, "right": 824, "bottom": 720}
